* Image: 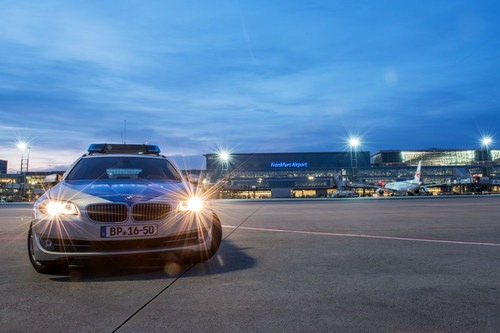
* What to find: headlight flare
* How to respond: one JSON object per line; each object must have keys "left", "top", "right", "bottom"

{"left": 43, "top": 201, "right": 79, "bottom": 216}
{"left": 34, "top": 201, "right": 93, "bottom": 253}
{"left": 177, "top": 196, "right": 204, "bottom": 212}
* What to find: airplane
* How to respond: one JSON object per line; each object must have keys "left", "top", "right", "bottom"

{"left": 376, "top": 161, "right": 428, "bottom": 196}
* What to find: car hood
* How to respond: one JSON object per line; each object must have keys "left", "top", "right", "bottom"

{"left": 43, "top": 180, "right": 191, "bottom": 205}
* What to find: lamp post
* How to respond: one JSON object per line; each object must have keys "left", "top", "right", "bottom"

{"left": 218, "top": 150, "right": 231, "bottom": 176}
{"left": 479, "top": 137, "right": 493, "bottom": 193}
{"left": 219, "top": 151, "right": 230, "bottom": 171}
{"left": 17, "top": 142, "right": 31, "bottom": 201}
{"left": 481, "top": 137, "right": 492, "bottom": 163}
{"left": 348, "top": 137, "right": 360, "bottom": 181}
{"left": 481, "top": 137, "right": 493, "bottom": 180}
{"left": 217, "top": 150, "right": 231, "bottom": 198}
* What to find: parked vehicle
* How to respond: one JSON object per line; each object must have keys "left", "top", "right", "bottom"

{"left": 28, "top": 143, "right": 222, "bottom": 274}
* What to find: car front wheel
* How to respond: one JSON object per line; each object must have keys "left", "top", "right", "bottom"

{"left": 28, "top": 223, "right": 67, "bottom": 275}
{"left": 181, "top": 212, "right": 222, "bottom": 264}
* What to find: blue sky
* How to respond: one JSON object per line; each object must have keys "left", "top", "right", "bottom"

{"left": 1, "top": 0, "right": 499, "bottom": 172}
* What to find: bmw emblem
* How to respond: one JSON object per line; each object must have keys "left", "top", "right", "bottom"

{"left": 125, "top": 195, "right": 134, "bottom": 201}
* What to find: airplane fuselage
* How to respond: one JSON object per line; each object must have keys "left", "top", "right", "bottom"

{"left": 384, "top": 181, "right": 421, "bottom": 194}
{"left": 377, "top": 161, "right": 423, "bottom": 196}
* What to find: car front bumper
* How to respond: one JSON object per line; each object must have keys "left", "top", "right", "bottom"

{"left": 30, "top": 210, "right": 217, "bottom": 263}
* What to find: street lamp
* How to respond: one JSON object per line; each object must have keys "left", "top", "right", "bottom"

{"left": 217, "top": 150, "right": 231, "bottom": 176}
{"left": 17, "top": 142, "right": 29, "bottom": 151}
{"left": 479, "top": 137, "right": 494, "bottom": 192}
{"left": 481, "top": 137, "right": 493, "bottom": 162}
{"left": 482, "top": 137, "right": 492, "bottom": 146}
{"left": 348, "top": 137, "right": 360, "bottom": 149}
{"left": 17, "top": 142, "right": 31, "bottom": 201}
{"left": 348, "top": 137, "right": 361, "bottom": 180}
{"left": 219, "top": 150, "right": 230, "bottom": 164}
{"left": 215, "top": 150, "right": 231, "bottom": 198}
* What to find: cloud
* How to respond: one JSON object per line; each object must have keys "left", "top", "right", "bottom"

{"left": 1, "top": 1, "right": 499, "bottom": 172}
{"left": 0, "top": 2, "right": 137, "bottom": 71}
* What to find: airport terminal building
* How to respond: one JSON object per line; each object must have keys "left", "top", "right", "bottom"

{"left": 1, "top": 148, "right": 499, "bottom": 201}
{"left": 204, "top": 149, "right": 500, "bottom": 198}
{"left": 205, "top": 152, "right": 371, "bottom": 198}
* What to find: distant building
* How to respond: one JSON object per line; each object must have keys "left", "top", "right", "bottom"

{"left": 2, "top": 148, "right": 499, "bottom": 201}
{"left": 204, "top": 149, "right": 500, "bottom": 198}
{"left": 204, "top": 151, "right": 371, "bottom": 198}
{"left": 0, "top": 160, "right": 6, "bottom": 174}
{"left": 0, "top": 171, "right": 65, "bottom": 202}
{"left": 372, "top": 149, "right": 500, "bottom": 166}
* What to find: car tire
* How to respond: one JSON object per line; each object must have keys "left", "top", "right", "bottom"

{"left": 204, "top": 212, "right": 223, "bottom": 259}
{"left": 181, "top": 212, "right": 222, "bottom": 264}
{"left": 28, "top": 223, "right": 67, "bottom": 275}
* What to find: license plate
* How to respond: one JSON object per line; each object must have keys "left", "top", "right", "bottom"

{"left": 100, "top": 225, "right": 158, "bottom": 238}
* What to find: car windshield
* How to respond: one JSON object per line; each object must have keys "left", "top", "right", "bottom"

{"left": 65, "top": 156, "right": 182, "bottom": 181}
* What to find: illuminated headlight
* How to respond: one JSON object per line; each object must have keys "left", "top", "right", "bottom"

{"left": 41, "top": 201, "right": 79, "bottom": 216}
{"left": 177, "top": 196, "right": 204, "bottom": 212}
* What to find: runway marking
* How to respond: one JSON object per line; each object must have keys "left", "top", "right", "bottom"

{"left": 222, "top": 225, "right": 500, "bottom": 247}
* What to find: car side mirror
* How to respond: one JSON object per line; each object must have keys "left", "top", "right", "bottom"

{"left": 187, "top": 174, "right": 200, "bottom": 186}
{"left": 43, "top": 174, "right": 62, "bottom": 188}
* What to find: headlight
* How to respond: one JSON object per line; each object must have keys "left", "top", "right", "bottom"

{"left": 41, "top": 201, "right": 79, "bottom": 216}
{"left": 177, "top": 196, "right": 204, "bottom": 212}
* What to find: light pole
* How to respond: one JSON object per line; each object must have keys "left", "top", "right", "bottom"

{"left": 218, "top": 150, "right": 231, "bottom": 177}
{"left": 219, "top": 150, "right": 230, "bottom": 172}
{"left": 17, "top": 142, "right": 31, "bottom": 201}
{"left": 217, "top": 150, "right": 231, "bottom": 198}
{"left": 348, "top": 137, "right": 360, "bottom": 181}
{"left": 481, "top": 137, "right": 493, "bottom": 182}
{"left": 481, "top": 137, "right": 492, "bottom": 163}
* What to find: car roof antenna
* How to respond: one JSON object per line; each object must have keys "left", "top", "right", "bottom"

{"left": 121, "top": 120, "right": 127, "bottom": 144}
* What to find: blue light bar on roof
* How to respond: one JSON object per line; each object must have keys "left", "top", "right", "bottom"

{"left": 88, "top": 144, "right": 106, "bottom": 153}
{"left": 144, "top": 145, "right": 161, "bottom": 154}
{"left": 88, "top": 143, "right": 161, "bottom": 154}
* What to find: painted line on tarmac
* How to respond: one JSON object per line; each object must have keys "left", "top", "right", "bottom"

{"left": 222, "top": 225, "right": 500, "bottom": 247}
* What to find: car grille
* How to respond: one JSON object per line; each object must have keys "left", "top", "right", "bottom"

{"left": 87, "top": 204, "right": 128, "bottom": 223}
{"left": 86, "top": 203, "right": 171, "bottom": 223}
{"left": 132, "top": 203, "right": 170, "bottom": 221}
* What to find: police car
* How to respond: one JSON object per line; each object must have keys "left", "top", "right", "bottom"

{"left": 28, "top": 143, "right": 222, "bottom": 274}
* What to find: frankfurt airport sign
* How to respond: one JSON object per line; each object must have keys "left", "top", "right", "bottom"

{"left": 270, "top": 162, "right": 308, "bottom": 168}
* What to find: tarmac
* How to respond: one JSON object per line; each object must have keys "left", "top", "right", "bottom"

{"left": 1, "top": 196, "right": 499, "bottom": 332}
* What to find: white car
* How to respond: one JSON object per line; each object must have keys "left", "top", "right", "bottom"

{"left": 28, "top": 143, "right": 222, "bottom": 274}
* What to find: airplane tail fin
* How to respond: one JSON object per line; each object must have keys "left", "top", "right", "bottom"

{"left": 413, "top": 161, "right": 422, "bottom": 183}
